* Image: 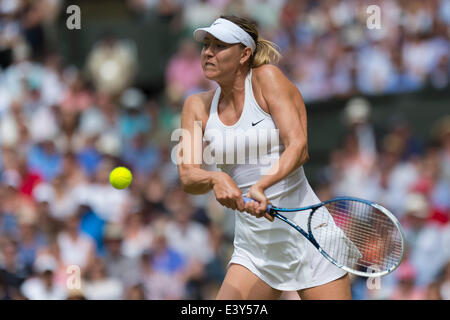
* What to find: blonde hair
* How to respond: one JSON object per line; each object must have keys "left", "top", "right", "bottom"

{"left": 220, "top": 15, "right": 281, "bottom": 68}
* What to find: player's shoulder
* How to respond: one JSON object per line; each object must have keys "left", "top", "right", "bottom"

{"left": 252, "top": 64, "right": 292, "bottom": 90}
{"left": 252, "top": 64, "right": 287, "bottom": 82}
{"left": 252, "top": 64, "right": 295, "bottom": 98}
{"left": 182, "top": 90, "right": 216, "bottom": 117}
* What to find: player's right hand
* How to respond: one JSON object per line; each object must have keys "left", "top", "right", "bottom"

{"left": 212, "top": 172, "right": 245, "bottom": 212}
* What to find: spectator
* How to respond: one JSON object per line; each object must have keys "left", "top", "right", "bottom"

{"left": 125, "top": 283, "right": 146, "bottom": 300}
{"left": 425, "top": 281, "right": 443, "bottom": 300}
{"left": 364, "top": 133, "right": 420, "bottom": 217}
{"left": 121, "top": 211, "right": 153, "bottom": 259}
{"left": 118, "top": 88, "right": 151, "bottom": 144}
{"left": 0, "top": 274, "right": 10, "bottom": 300}
{"left": 340, "top": 97, "right": 378, "bottom": 190}
{"left": 164, "top": 197, "right": 214, "bottom": 299}
{"left": 329, "top": 131, "right": 375, "bottom": 199}
{"left": 389, "top": 262, "right": 426, "bottom": 300}
{"left": 442, "top": 223, "right": 450, "bottom": 266}
{"left": 1, "top": 169, "right": 36, "bottom": 240}
{"left": 184, "top": 1, "right": 225, "bottom": 33}
{"left": 79, "top": 205, "right": 106, "bottom": 255}
{"left": 66, "top": 288, "right": 86, "bottom": 300}
{"left": 85, "top": 33, "right": 137, "bottom": 97}
{"left": 139, "top": 250, "right": 185, "bottom": 300}
{"left": 81, "top": 157, "right": 131, "bottom": 224}
{"left": 27, "top": 140, "right": 63, "bottom": 182}
{"left": 121, "top": 132, "right": 161, "bottom": 177}
{"left": 16, "top": 213, "right": 47, "bottom": 273}
{"left": 165, "top": 38, "right": 207, "bottom": 100}
{"left": 438, "top": 261, "right": 450, "bottom": 299}
{"left": 33, "top": 173, "right": 79, "bottom": 221}
{"left": 149, "top": 220, "right": 187, "bottom": 276}
{"left": 401, "top": 193, "right": 447, "bottom": 287}
{"left": 102, "top": 223, "right": 140, "bottom": 286}
{"left": 33, "top": 239, "right": 68, "bottom": 291}
{"left": 56, "top": 213, "right": 96, "bottom": 273}
{"left": 82, "top": 257, "right": 124, "bottom": 300}
{"left": 165, "top": 200, "right": 214, "bottom": 266}
{"left": 0, "top": 237, "right": 29, "bottom": 299}
{"left": 142, "top": 173, "right": 168, "bottom": 216}
{"left": 20, "top": 256, "right": 66, "bottom": 300}
{"left": 59, "top": 73, "right": 93, "bottom": 113}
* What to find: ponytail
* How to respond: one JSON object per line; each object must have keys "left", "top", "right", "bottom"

{"left": 252, "top": 38, "right": 281, "bottom": 67}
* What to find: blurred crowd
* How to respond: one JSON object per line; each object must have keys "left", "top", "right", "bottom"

{"left": 127, "top": 0, "right": 450, "bottom": 103}
{"left": 0, "top": 0, "right": 449, "bottom": 300}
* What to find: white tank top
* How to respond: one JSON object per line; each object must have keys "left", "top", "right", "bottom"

{"left": 203, "top": 69, "right": 306, "bottom": 199}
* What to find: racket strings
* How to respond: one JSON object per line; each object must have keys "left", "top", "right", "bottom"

{"left": 332, "top": 206, "right": 401, "bottom": 269}
{"left": 310, "top": 200, "right": 403, "bottom": 272}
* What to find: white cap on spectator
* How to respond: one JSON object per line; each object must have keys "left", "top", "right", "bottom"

{"left": 0, "top": 114, "right": 19, "bottom": 147}
{"left": 0, "top": 87, "right": 12, "bottom": 117}
{"left": 103, "top": 223, "right": 123, "bottom": 240}
{"left": 344, "top": 97, "right": 371, "bottom": 124}
{"left": 194, "top": 18, "right": 256, "bottom": 53}
{"left": 0, "top": 0, "right": 20, "bottom": 14}
{"left": 405, "top": 193, "right": 429, "bottom": 219}
{"left": 95, "top": 133, "right": 121, "bottom": 157}
{"left": 33, "top": 183, "right": 55, "bottom": 203}
{"left": 1, "top": 169, "right": 21, "bottom": 189}
{"left": 79, "top": 111, "right": 107, "bottom": 137}
{"left": 29, "top": 107, "right": 59, "bottom": 143}
{"left": 34, "top": 255, "right": 58, "bottom": 273}
{"left": 120, "top": 87, "right": 145, "bottom": 110}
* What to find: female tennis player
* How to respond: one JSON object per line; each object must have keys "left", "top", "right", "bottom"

{"left": 177, "top": 15, "right": 351, "bottom": 300}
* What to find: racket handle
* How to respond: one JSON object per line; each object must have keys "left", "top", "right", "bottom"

{"left": 242, "top": 196, "right": 273, "bottom": 212}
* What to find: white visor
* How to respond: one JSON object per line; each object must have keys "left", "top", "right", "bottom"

{"left": 193, "top": 18, "right": 256, "bottom": 53}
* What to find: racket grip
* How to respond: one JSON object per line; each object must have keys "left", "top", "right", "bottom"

{"left": 242, "top": 196, "right": 273, "bottom": 213}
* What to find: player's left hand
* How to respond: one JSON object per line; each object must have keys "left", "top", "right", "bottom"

{"left": 245, "top": 185, "right": 274, "bottom": 222}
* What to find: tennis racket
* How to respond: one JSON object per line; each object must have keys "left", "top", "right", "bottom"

{"left": 243, "top": 196, "right": 405, "bottom": 278}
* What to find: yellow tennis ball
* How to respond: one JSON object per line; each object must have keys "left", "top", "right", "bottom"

{"left": 109, "top": 167, "right": 132, "bottom": 189}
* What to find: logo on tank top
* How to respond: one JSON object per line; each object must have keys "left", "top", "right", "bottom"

{"left": 251, "top": 119, "right": 265, "bottom": 126}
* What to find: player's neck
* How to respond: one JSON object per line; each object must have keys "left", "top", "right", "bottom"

{"left": 218, "top": 68, "right": 249, "bottom": 111}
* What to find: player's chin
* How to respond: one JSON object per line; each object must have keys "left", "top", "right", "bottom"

{"left": 202, "top": 68, "right": 219, "bottom": 80}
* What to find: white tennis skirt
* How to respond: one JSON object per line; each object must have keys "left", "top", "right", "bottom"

{"left": 229, "top": 178, "right": 347, "bottom": 291}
